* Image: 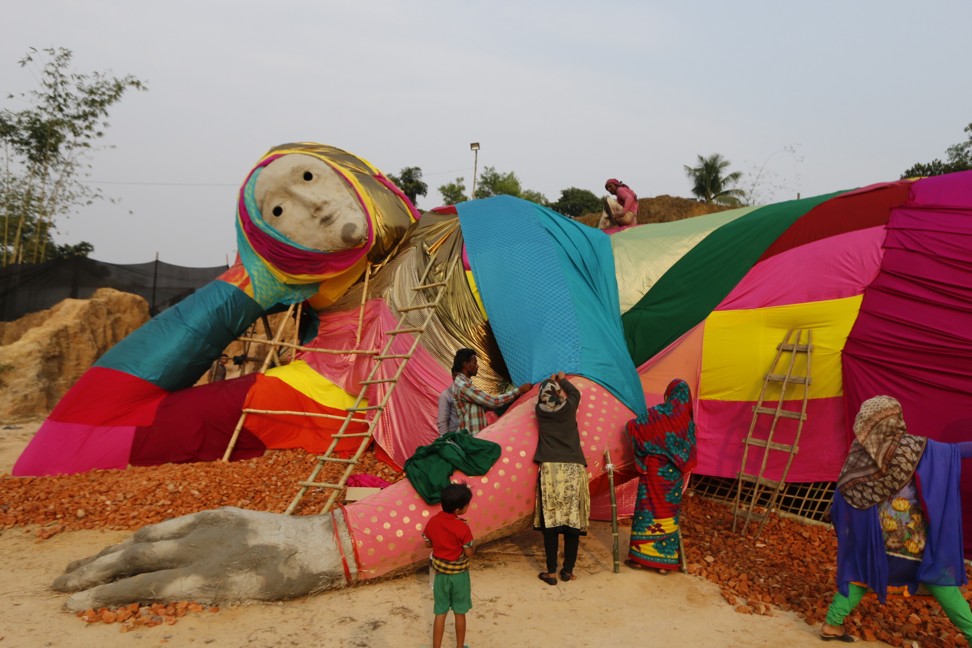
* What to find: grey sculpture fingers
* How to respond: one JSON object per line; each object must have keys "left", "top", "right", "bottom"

{"left": 53, "top": 507, "right": 356, "bottom": 611}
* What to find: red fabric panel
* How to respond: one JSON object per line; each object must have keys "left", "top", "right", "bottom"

{"left": 758, "top": 181, "right": 911, "bottom": 262}
{"left": 694, "top": 397, "right": 849, "bottom": 481}
{"left": 243, "top": 374, "right": 368, "bottom": 456}
{"left": 129, "top": 374, "right": 263, "bottom": 465}
{"left": 48, "top": 366, "right": 167, "bottom": 426}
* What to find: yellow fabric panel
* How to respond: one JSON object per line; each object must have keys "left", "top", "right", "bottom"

{"left": 700, "top": 296, "right": 862, "bottom": 401}
{"left": 265, "top": 360, "right": 366, "bottom": 409}
{"left": 308, "top": 257, "right": 370, "bottom": 310}
{"left": 466, "top": 269, "right": 487, "bottom": 320}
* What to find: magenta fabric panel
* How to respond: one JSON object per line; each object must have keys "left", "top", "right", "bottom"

{"left": 716, "top": 226, "right": 885, "bottom": 311}
{"left": 13, "top": 421, "right": 134, "bottom": 476}
{"left": 301, "top": 300, "right": 448, "bottom": 467}
{"left": 694, "top": 397, "right": 848, "bottom": 481}
{"left": 842, "top": 175, "right": 972, "bottom": 439}
{"left": 906, "top": 170, "right": 972, "bottom": 208}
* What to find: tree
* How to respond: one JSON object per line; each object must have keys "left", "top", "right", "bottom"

{"left": 438, "top": 177, "right": 467, "bottom": 206}
{"left": 683, "top": 153, "right": 745, "bottom": 206}
{"left": 901, "top": 123, "right": 972, "bottom": 178}
{"left": 551, "top": 187, "right": 601, "bottom": 218}
{"left": 473, "top": 166, "right": 547, "bottom": 205}
{"left": 386, "top": 166, "right": 427, "bottom": 206}
{"left": 0, "top": 47, "right": 146, "bottom": 267}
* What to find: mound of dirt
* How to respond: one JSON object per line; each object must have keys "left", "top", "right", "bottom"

{"left": 574, "top": 194, "right": 732, "bottom": 228}
{"left": 0, "top": 288, "right": 149, "bottom": 421}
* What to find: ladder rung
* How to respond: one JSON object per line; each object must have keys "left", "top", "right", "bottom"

{"left": 752, "top": 406, "right": 806, "bottom": 420}
{"left": 347, "top": 405, "right": 383, "bottom": 412}
{"left": 398, "top": 302, "right": 437, "bottom": 312}
{"left": 375, "top": 354, "right": 410, "bottom": 360}
{"left": 777, "top": 342, "right": 811, "bottom": 352}
{"left": 299, "top": 481, "right": 343, "bottom": 489}
{"left": 737, "top": 473, "right": 781, "bottom": 490}
{"left": 361, "top": 378, "right": 397, "bottom": 385}
{"left": 333, "top": 432, "right": 373, "bottom": 438}
{"left": 387, "top": 327, "right": 424, "bottom": 335}
{"left": 765, "top": 374, "right": 809, "bottom": 384}
{"left": 733, "top": 509, "right": 768, "bottom": 521}
{"left": 316, "top": 456, "right": 357, "bottom": 464}
{"left": 415, "top": 281, "right": 446, "bottom": 290}
{"left": 743, "top": 438, "right": 798, "bottom": 453}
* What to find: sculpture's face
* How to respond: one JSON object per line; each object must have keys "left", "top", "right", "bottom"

{"left": 255, "top": 154, "right": 368, "bottom": 251}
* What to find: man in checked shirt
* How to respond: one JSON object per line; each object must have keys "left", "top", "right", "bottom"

{"left": 449, "top": 348, "right": 532, "bottom": 436}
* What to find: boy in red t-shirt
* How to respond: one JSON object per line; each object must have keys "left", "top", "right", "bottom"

{"left": 423, "top": 483, "right": 475, "bottom": 648}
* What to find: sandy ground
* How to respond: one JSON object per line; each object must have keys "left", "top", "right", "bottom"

{"left": 0, "top": 421, "right": 890, "bottom": 648}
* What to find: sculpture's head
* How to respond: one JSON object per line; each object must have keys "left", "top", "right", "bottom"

{"left": 254, "top": 154, "right": 368, "bottom": 252}
{"left": 233, "top": 143, "right": 418, "bottom": 308}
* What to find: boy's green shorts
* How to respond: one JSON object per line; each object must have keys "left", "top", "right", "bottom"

{"left": 432, "top": 571, "right": 472, "bottom": 615}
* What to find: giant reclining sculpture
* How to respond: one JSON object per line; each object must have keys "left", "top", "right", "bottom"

{"left": 21, "top": 143, "right": 972, "bottom": 609}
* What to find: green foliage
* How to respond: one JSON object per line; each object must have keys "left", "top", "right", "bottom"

{"left": 550, "top": 187, "right": 601, "bottom": 218}
{"left": 0, "top": 47, "right": 146, "bottom": 267}
{"left": 387, "top": 166, "right": 428, "bottom": 207}
{"left": 473, "top": 166, "right": 547, "bottom": 205}
{"left": 438, "top": 177, "right": 467, "bottom": 206}
{"left": 901, "top": 123, "right": 972, "bottom": 178}
{"left": 683, "top": 153, "right": 746, "bottom": 206}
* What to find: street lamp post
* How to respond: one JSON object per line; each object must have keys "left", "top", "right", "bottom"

{"left": 470, "top": 142, "right": 480, "bottom": 199}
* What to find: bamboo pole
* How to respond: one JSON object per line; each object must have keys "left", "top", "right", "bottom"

{"left": 221, "top": 303, "right": 296, "bottom": 462}
{"left": 604, "top": 449, "right": 620, "bottom": 573}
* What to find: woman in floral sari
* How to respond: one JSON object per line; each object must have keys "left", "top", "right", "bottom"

{"left": 624, "top": 378, "right": 697, "bottom": 573}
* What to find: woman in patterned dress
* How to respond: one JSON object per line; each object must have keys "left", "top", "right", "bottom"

{"left": 624, "top": 378, "right": 697, "bottom": 573}
{"left": 819, "top": 395, "right": 972, "bottom": 643}
{"left": 533, "top": 372, "right": 589, "bottom": 585}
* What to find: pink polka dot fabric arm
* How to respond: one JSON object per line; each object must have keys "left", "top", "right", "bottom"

{"left": 342, "top": 377, "right": 636, "bottom": 581}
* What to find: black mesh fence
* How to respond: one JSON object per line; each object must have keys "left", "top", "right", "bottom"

{"left": 0, "top": 257, "right": 228, "bottom": 321}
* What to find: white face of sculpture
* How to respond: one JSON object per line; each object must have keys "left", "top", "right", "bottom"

{"left": 254, "top": 154, "right": 368, "bottom": 252}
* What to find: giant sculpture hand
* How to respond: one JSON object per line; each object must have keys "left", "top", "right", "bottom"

{"left": 54, "top": 508, "right": 352, "bottom": 611}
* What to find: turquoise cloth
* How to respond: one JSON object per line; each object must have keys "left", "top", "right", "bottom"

{"left": 94, "top": 280, "right": 265, "bottom": 391}
{"left": 457, "top": 196, "right": 646, "bottom": 418}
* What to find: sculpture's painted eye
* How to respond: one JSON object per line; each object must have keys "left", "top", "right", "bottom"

{"left": 272, "top": 206, "right": 283, "bottom": 217}
{"left": 303, "top": 171, "right": 313, "bottom": 181}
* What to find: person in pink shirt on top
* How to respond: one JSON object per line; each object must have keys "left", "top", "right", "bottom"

{"left": 599, "top": 178, "right": 639, "bottom": 229}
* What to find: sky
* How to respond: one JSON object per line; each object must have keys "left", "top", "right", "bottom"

{"left": 2, "top": 0, "right": 971, "bottom": 267}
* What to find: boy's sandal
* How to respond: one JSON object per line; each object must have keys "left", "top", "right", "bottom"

{"left": 559, "top": 570, "right": 577, "bottom": 582}
{"left": 818, "top": 631, "right": 857, "bottom": 642}
{"left": 538, "top": 572, "right": 557, "bottom": 586}
{"left": 624, "top": 559, "right": 644, "bottom": 570}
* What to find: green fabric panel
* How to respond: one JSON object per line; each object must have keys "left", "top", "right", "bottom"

{"left": 612, "top": 206, "right": 758, "bottom": 313}
{"left": 403, "top": 431, "right": 502, "bottom": 504}
{"left": 622, "top": 191, "right": 845, "bottom": 366}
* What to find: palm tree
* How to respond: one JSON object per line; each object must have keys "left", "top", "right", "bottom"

{"left": 683, "top": 153, "right": 746, "bottom": 206}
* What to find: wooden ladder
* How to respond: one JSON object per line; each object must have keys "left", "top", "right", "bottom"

{"left": 284, "top": 252, "right": 460, "bottom": 515}
{"left": 732, "top": 328, "right": 812, "bottom": 538}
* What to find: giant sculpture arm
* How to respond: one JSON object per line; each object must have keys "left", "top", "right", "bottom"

{"left": 54, "top": 377, "right": 635, "bottom": 610}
